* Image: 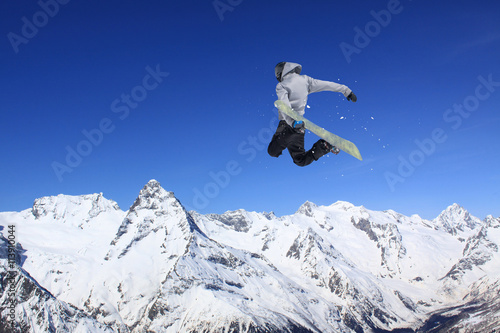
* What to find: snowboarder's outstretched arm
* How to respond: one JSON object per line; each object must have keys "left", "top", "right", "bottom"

{"left": 306, "top": 77, "right": 356, "bottom": 101}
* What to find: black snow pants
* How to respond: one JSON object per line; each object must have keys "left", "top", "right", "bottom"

{"left": 267, "top": 120, "right": 330, "bottom": 167}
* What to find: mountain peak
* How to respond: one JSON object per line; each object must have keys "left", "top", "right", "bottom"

{"left": 484, "top": 215, "right": 500, "bottom": 228}
{"left": 330, "top": 201, "right": 356, "bottom": 211}
{"left": 447, "top": 203, "right": 464, "bottom": 212}
{"left": 296, "top": 201, "right": 318, "bottom": 217}
{"left": 129, "top": 180, "right": 174, "bottom": 213}
{"left": 31, "top": 193, "right": 120, "bottom": 221}
{"left": 434, "top": 203, "right": 480, "bottom": 235}
{"left": 140, "top": 179, "right": 166, "bottom": 197}
{"left": 438, "top": 203, "right": 469, "bottom": 220}
{"left": 106, "top": 180, "right": 200, "bottom": 260}
{"left": 145, "top": 179, "right": 161, "bottom": 189}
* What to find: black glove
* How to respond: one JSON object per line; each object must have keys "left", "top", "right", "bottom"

{"left": 292, "top": 120, "right": 305, "bottom": 134}
{"left": 347, "top": 92, "right": 357, "bottom": 102}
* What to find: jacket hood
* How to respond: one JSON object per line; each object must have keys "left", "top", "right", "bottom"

{"left": 281, "top": 62, "right": 302, "bottom": 80}
{"left": 276, "top": 62, "right": 302, "bottom": 82}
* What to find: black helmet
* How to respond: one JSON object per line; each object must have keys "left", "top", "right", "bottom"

{"left": 275, "top": 62, "right": 286, "bottom": 82}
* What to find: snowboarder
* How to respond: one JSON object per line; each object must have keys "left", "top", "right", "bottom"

{"left": 268, "top": 62, "right": 357, "bottom": 166}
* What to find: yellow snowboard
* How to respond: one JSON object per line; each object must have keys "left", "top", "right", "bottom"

{"left": 275, "top": 100, "right": 362, "bottom": 161}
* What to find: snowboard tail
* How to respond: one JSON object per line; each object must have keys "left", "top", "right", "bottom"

{"left": 275, "top": 100, "right": 362, "bottom": 161}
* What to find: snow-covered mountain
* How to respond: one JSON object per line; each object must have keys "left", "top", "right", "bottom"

{"left": 1, "top": 180, "right": 499, "bottom": 332}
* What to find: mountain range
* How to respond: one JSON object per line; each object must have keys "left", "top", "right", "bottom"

{"left": 1, "top": 180, "right": 499, "bottom": 332}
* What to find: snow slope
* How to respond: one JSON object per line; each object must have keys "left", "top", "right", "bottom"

{"left": 0, "top": 180, "right": 499, "bottom": 332}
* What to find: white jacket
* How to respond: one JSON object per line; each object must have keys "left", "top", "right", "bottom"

{"left": 276, "top": 62, "right": 352, "bottom": 125}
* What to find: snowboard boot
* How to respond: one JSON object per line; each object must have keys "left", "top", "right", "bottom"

{"left": 320, "top": 140, "right": 340, "bottom": 155}
{"left": 312, "top": 139, "right": 340, "bottom": 160}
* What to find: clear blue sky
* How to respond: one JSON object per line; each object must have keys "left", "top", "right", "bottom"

{"left": 1, "top": 0, "right": 499, "bottom": 220}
